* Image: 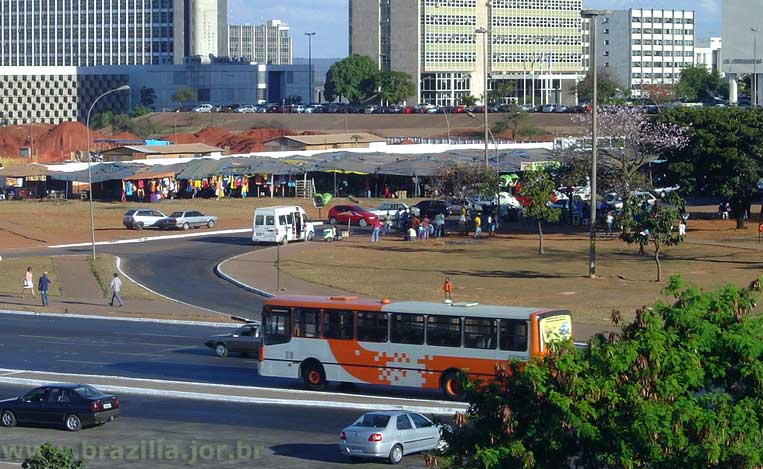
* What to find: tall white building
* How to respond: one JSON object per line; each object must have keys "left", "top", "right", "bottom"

{"left": 229, "top": 20, "right": 292, "bottom": 64}
{"left": 721, "top": 0, "right": 763, "bottom": 105}
{"left": 184, "top": 0, "right": 228, "bottom": 60}
{"left": 594, "top": 9, "right": 695, "bottom": 97}
{"left": 695, "top": 37, "right": 722, "bottom": 76}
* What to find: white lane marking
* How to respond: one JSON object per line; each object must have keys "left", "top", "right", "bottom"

{"left": 56, "top": 360, "right": 111, "bottom": 366}
{"left": 136, "top": 333, "right": 202, "bottom": 339}
{"left": 0, "top": 309, "right": 238, "bottom": 328}
{"left": 18, "top": 335, "right": 72, "bottom": 340}
{"left": 114, "top": 256, "right": 232, "bottom": 318}
{"left": 0, "top": 367, "right": 467, "bottom": 411}
{"left": 48, "top": 228, "right": 253, "bottom": 249}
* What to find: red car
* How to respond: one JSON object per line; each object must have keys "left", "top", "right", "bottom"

{"left": 328, "top": 205, "right": 378, "bottom": 227}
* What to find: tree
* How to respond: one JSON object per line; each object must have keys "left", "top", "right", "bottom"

{"left": 285, "top": 95, "right": 303, "bottom": 105}
{"left": 492, "top": 104, "right": 528, "bottom": 139}
{"left": 577, "top": 68, "right": 626, "bottom": 104}
{"left": 22, "top": 443, "right": 84, "bottom": 469}
{"left": 620, "top": 193, "right": 685, "bottom": 281}
{"left": 675, "top": 65, "right": 724, "bottom": 102}
{"left": 516, "top": 170, "right": 560, "bottom": 254}
{"left": 324, "top": 54, "right": 379, "bottom": 104}
{"left": 139, "top": 86, "right": 156, "bottom": 108}
{"left": 640, "top": 83, "right": 676, "bottom": 105}
{"left": 130, "top": 106, "right": 152, "bottom": 118}
{"left": 443, "top": 276, "right": 763, "bottom": 469}
{"left": 460, "top": 95, "right": 478, "bottom": 107}
{"left": 171, "top": 87, "right": 196, "bottom": 107}
{"left": 657, "top": 107, "right": 763, "bottom": 228}
{"left": 488, "top": 80, "right": 515, "bottom": 106}
{"left": 436, "top": 164, "right": 502, "bottom": 201}
{"left": 378, "top": 71, "right": 415, "bottom": 105}
{"left": 89, "top": 110, "right": 113, "bottom": 130}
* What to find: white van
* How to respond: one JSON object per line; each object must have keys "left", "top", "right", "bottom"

{"left": 252, "top": 206, "right": 316, "bottom": 245}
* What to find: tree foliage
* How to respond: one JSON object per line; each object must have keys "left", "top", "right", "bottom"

{"left": 492, "top": 104, "right": 527, "bottom": 138}
{"left": 378, "top": 71, "right": 415, "bottom": 105}
{"left": 436, "top": 164, "right": 502, "bottom": 200}
{"left": 657, "top": 107, "right": 763, "bottom": 228}
{"left": 577, "top": 68, "right": 626, "bottom": 104}
{"left": 487, "top": 81, "right": 515, "bottom": 106}
{"left": 139, "top": 86, "right": 156, "bottom": 108}
{"left": 22, "top": 443, "right": 84, "bottom": 469}
{"left": 640, "top": 83, "right": 676, "bottom": 105}
{"left": 460, "top": 95, "right": 478, "bottom": 107}
{"left": 324, "top": 55, "right": 379, "bottom": 104}
{"left": 516, "top": 170, "right": 560, "bottom": 254}
{"left": 675, "top": 65, "right": 724, "bottom": 102}
{"left": 443, "top": 276, "right": 763, "bottom": 469}
{"left": 171, "top": 87, "right": 196, "bottom": 106}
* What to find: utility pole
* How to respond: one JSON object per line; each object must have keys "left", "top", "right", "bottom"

{"left": 753, "top": 28, "right": 759, "bottom": 107}
{"left": 305, "top": 32, "right": 316, "bottom": 105}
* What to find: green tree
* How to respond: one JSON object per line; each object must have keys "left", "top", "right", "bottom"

{"left": 171, "top": 87, "right": 196, "bottom": 107}
{"left": 139, "top": 86, "right": 156, "bottom": 108}
{"left": 516, "top": 170, "right": 560, "bottom": 254}
{"left": 285, "top": 95, "right": 303, "bottom": 105}
{"left": 90, "top": 110, "right": 113, "bottom": 130}
{"left": 487, "top": 81, "right": 515, "bottom": 106}
{"left": 22, "top": 443, "right": 84, "bottom": 469}
{"left": 437, "top": 164, "right": 502, "bottom": 201}
{"left": 460, "top": 95, "right": 478, "bottom": 107}
{"left": 130, "top": 106, "right": 152, "bottom": 118}
{"left": 378, "top": 71, "right": 415, "bottom": 105}
{"left": 443, "top": 276, "right": 763, "bottom": 469}
{"left": 577, "top": 68, "right": 626, "bottom": 104}
{"left": 657, "top": 107, "right": 763, "bottom": 228}
{"left": 324, "top": 55, "right": 379, "bottom": 104}
{"left": 675, "top": 65, "right": 724, "bottom": 102}
{"left": 492, "top": 103, "right": 528, "bottom": 138}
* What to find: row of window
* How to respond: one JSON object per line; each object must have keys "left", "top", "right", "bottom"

{"left": 492, "top": 17, "right": 580, "bottom": 28}
{"left": 423, "top": 0, "right": 477, "bottom": 6}
{"left": 632, "top": 16, "right": 693, "bottom": 24}
{"left": 422, "top": 15, "right": 477, "bottom": 26}
{"left": 424, "top": 51, "right": 476, "bottom": 63}
{"left": 632, "top": 73, "right": 679, "bottom": 79}
{"left": 632, "top": 39, "right": 694, "bottom": 46}
{"left": 493, "top": 35, "right": 580, "bottom": 46}
{"left": 493, "top": 52, "right": 581, "bottom": 63}
{"left": 632, "top": 28, "right": 693, "bottom": 35}
{"left": 491, "top": 0, "right": 581, "bottom": 9}
{"left": 424, "top": 33, "right": 476, "bottom": 44}
{"left": 633, "top": 50, "right": 693, "bottom": 57}
{"left": 264, "top": 308, "right": 529, "bottom": 352}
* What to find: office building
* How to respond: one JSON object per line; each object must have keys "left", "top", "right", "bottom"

{"left": 593, "top": 9, "right": 695, "bottom": 97}
{"left": 695, "top": 37, "right": 722, "bottom": 76}
{"left": 722, "top": 0, "right": 762, "bottom": 104}
{"left": 349, "top": 0, "right": 584, "bottom": 106}
{"left": 229, "top": 20, "right": 292, "bottom": 64}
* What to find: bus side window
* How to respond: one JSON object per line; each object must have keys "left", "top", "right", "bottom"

{"left": 279, "top": 215, "right": 287, "bottom": 226}
{"left": 357, "top": 312, "right": 388, "bottom": 343}
{"left": 294, "top": 308, "right": 320, "bottom": 338}
{"left": 265, "top": 216, "right": 275, "bottom": 226}
{"left": 390, "top": 313, "right": 425, "bottom": 345}
{"left": 322, "top": 310, "right": 354, "bottom": 340}
{"left": 426, "top": 315, "right": 462, "bottom": 348}
{"left": 263, "top": 308, "right": 291, "bottom": 345}
{"left": 464, "top": 318, "right": 497, "bottom": 350}
{"left": 499, "top": 319, "right": 528, "bottom": 352}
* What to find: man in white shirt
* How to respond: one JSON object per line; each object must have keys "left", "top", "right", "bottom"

{"left": 107, "top": 273, "right": 124, "bottom": 307}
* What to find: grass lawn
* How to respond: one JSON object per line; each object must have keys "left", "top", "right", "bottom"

{"left": 88, "top": 254, "right": 162, "bottom": 302}
{"left": 0, "top": 257, "right": 60, "bottom": 297}
{"left": 280, "top": 230, "right": 762, "bottom": 326}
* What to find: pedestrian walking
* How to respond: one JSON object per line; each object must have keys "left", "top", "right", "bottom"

{"left": 37, "top": 272, "right": 50, "bottom": 307}
{"left": 459, "top": 206, "right": 468, "bottom": 235}
{"left": 107, "top": 273, "right": 124, "bottom": 307}
{"left": 434, "top": 213, "right": 445, "bottom": 238}
{"left": 606, "top": 212, "right": 614, "bottom": 238}
{"left": 421, "top": 216, "right": 430, "bottom": 240}
{"left": 21, "top": 266, "right": 35, "bottom": 298}
{"left": 679, "top": 220, "right": 686, "bottom": 237}
{"left": 443, "top": 277, "right": 453, "bottom": 304}
{"left": 725, "top": 202, "right": 731, "bottom": 220}
{"left": 487, "top": 214, "right": 495, "bottom": 237}
{"left": 473, "top": 214, "right": 482, "bottom": 238}
{"left": 382, "top": 216, "right": 392, "bottom": 236}
{"left": 371, "top": 217, "right": 382, "bottom": 243}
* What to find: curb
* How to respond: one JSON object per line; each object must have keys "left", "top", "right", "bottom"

{"left": 213, "top": 250, "right": 275, "bottom": 299}
{"left": 48, "top": 228, "right": 253, "bottom": 249}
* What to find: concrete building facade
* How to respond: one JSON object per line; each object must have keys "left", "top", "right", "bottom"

{"left": 229, "top": 20, "right": 292, "bottom": 64}
{"left": 721, "top": 0, "right": 763, "bottom": 104}
{"left": 594, "top": 9, "right": 695, "bottom": 98}
{"left": 695, "top": 37, "right": 722, "bottom": 76}
{"left": 350, "top": 0, "right": 583, "bottom": 106}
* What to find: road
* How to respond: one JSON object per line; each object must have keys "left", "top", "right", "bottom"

{"left": 0, "top": 384, "right": 433, "bottom": 469}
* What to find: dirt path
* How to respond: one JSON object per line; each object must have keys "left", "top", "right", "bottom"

{"left": 51, "top": 256, "right": 103, "bottom": 299}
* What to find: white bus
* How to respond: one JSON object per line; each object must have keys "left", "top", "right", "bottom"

{"left": 252, "top": 206, "right": 316, "bottom": 245}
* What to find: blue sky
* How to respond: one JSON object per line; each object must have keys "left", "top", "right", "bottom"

{"left": 229, "top": 0, "right": 720, "bottom": 58}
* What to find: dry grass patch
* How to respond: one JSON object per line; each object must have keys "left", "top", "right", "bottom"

{"left": 0, "top": 257, "right": 60, "bottom": 297}
{"left": 88, "top": 254, "right": 162, "bottom": 302}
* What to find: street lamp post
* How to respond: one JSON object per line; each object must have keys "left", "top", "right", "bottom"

{"left": 476, "top": 26, "right": 490, "bottom": 169}
{"left": 753, "top": 28, "right": 759, "bottom": 107}
{"left": 85, "top": 84, "right": 130, "bottom": 260}
{"left": 581, "top": 9, "right": 612, "bottom": 279}
{"left": 305, "top": 32, "right": 316, "bottom": 105}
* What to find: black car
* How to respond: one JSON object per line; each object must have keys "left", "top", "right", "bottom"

{"left": 204, "top": 323, "right": 261, "bottom": 358}
{"left": 411, "top": 200, "right": 449, "bottom": 218}
{"left": 0, "top": 384, "right": 119, "bottom": 432}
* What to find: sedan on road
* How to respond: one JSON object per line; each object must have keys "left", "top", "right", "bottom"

{"left": 0, "top": 384, "right": 119, "bottom": 432}
{"left": 156, "top": 211, "right": 218, "bottom": 230}
{"left": 204, "top": 323, "right": 261, "bottom": 358}
{"left": 339, "top": 410, "right": 447, "bottom": 464}
{"left": 123, "top": 209, "right": 167, "bottom": 230}
{"left": 327, "top": 205, "right": 378, "bottom": 227}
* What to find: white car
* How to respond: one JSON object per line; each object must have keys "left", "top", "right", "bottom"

{"left": 653, "top": 185, "right": 680, "bottom": 198}
{"left": 122, "top": 209, "right": 167, "bottom": 230}
{"left": 236, "top": 105, "right": 257, "bottom": 113}
{"left": 369, "top": 202, "right": 410, "bottom": 221}
{"left": 304, "top": 105, "right": 322, "bottom": 114}
{"left": 193, "top": 104, "right": 214, "bottom": 113}
{"left": 292, "top": 105, "right": 307, "bottom": 113}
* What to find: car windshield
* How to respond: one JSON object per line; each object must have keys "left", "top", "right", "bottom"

{"left": 72, "top": 385, "right": 100, "bottom": 398}
{"left": 124, "top": 210, "right": 137, "bottom": 216}
{"left": 353, "top": 414, "right": 391, "bottom": 428}
{"left": 169, "top": 212, "right": 183, "bottom": 218}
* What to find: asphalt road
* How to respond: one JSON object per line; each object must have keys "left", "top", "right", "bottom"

{"left": 0, "top": 384, "right": 432, "bottom": 469}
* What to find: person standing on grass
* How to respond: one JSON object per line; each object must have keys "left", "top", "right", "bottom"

{"left": 606, "top": 211, "right": 614, "bottom": 238}
{"left": 371, "top": 217, "right": 382, "bottom": 243}
{"left": 421, "top": 216, "right": 430, "bottom": 240}
{"left": 434, "top": 212, "right": 445, "bottom": 238}
{"left": 473, "top": 214, "right": 482, "bottom": 238}
{"left": 107, "top": 273, "right": 124, "bottom": 307}
{"left": 37, "top": 272, "right": 50, "bottom": 307}
{"left": 486, "top": 213, "right": 495, "bottom": 238}
{"left": 22, "top": 267, "right": 35, "bottom": 298}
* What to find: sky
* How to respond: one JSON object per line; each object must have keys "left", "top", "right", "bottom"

{"left": 228, "top": 0, "right": 720, "bottom": 59}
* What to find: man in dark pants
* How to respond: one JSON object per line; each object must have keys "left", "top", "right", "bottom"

{"left": 38, "top": 272, "right": 50, "bottom": 307}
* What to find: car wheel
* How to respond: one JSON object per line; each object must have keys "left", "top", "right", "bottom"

{"left": 301, "top": 361, "right": 326, "bottom": 390}
{"left": 358, "top": 219, "right": 368, "bottom": 227}
{"left": 329, "top": 217, "right": 337, "bottom": 225}
{"left": 215, "top": 343, "right": 229, "bottom": 358}
{"left": 388, "top": 444, "right": 403, "bottom": 465}
{"left": 1, "top": 410, "right": 16, "bottom": 428}
{"left": 65, "top": 414, "right": 82, "bottom": 432}
{"left": 207, "top": 220, "right": 215, "bottom": 229}
{"left": 136, "top": 222, "right": 144, "bottom": 230}
{"left": 182, "top": 223, "right": 190, "bottom": 231}
{"left": 441, "top": 370, "right": 467, "bottom": 401}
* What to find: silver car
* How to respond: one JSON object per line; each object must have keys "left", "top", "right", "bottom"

{"left": 339, "top": 410, "right": 447, "bottom": 464}
{"left": 156, "top": 211, "right": 218, "bottom": 230}
{"left": 123, "top": 209, "right": 167, "bottom": 230}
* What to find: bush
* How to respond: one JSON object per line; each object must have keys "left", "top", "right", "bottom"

{"left": 22, "top": 443, "right": 84, "bottom": 469}
{"left": 444, "top": 276, "right": 763, "bottom": 468}
{"left": 130, "top": 106, "right": 152, "bottom": 118}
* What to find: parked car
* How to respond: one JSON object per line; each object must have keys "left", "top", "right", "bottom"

{"left": 204, "top": 322, "right": 260, "bottom": 358}
{"left": 236, "top": 105, "right": 257, "bottom": 113}
{"left": 369, "top": 202, "right": 410, "bottom": 221}
{"left": 410, "top": 200, "right": 449, "bottom": 218}
{"left": 156, "top": 211, "right": 218, "bottom": 230}
{"left": 123, "top": 209, "right": 167, "bottom": 230}
{"left": 541, "top": 104, "right": 556, "bottom": 113}
{"left": 193, "top": 104, "right": 214, "bottom": 113}
{"left": 652, "top": 185, "right": 680, "bottom": 198}
{"left": 0, "top": 384, "right": 119, "bottom": 432}
{"left": 328, "top": 205, "right": 378, "bottom": 227}
{"left": 339, "top": 410, "right": 447, "bottom": 464}
{"left": 304, "top": 105, "right": 322, "bottom": 114}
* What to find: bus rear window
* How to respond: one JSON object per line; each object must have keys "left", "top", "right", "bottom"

{"left": 265, "top": 216, "right": 275, "bottom": 226}
{"left": 255, "top": 215, "right": 265, "bottom": 225}
{"left": 263, "top": 308, "right": 291, "bottom": 345}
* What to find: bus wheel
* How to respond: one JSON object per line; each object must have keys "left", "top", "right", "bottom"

{"left": 441, "top": 370, "right": 466, "bottom": 401}
{"left": 302, "top": 360, "right": 326, "bottom": 390}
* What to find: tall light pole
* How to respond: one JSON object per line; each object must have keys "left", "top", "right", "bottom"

{"left": 752, "top": 28, "right": 759, "bottom": 107}
{"left": 581, "top": 9, "right": 611, "bottom": 279}
{"left": 85, "top": 84, "right": 130, "bottom": 260}
{"left": 305, "top": 32, "right": 316, "bottom": 105}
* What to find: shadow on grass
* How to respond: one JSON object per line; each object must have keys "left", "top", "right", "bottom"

{"left": 442, "top": 269, "right": 581, "bottom": 280}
